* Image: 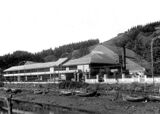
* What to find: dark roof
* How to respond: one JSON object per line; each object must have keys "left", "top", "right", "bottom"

{"left": 102, "top": 44, "right": 138, "bottom": 59}
{"left": 64, "top": 52, "right": 118, "bottom": 66}
{"left": 101, "top": 44, "right": 150, "bottom": 69}
{"left": 64, "top": 44, "right": 149, "bottom": 72}
{"left": 64, "top": 45, "right": 120, "bottom": 66}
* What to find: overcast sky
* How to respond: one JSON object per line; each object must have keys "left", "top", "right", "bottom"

{"left": 0, "top": 0, "right": 160, "bottom": 56}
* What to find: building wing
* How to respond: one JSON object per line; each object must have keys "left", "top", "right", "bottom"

{"left": 4, "top": 58, "right": 68, "bottom": 72}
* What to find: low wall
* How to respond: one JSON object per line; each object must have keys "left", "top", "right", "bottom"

{"left": 4, "top": 81, "right": 59, "bottom": 84}
{"left": 85, "top": 77, "right": 160, "bottom": 84}
{"left": 85, "top": 79, "right": 98, "bottom": 84}
{"left": 4, "top": 77, "right": 160, "bottom": 84}
{"left": 145, "top": 77, "right": 160, "bottom": 83}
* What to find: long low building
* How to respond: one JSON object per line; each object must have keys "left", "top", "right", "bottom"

{"left": 3, "top": 44, "right": 149, "bottom": 83}
{"left": 4, "top": 58, "right": 68, "bottom": 82}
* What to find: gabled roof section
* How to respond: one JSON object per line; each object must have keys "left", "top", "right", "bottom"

{"left": 64, "top": 44, "right": 149, "bottom": 72}
{"left": 24, "top": 61, "right": 38, "bottom": 65}
{"left": 102, "top": 44, "right": 138, "bottom": 59}
{"left": 63, "top": 53, "right": 118, "bottom": 66}
{"left": 55, "top": 57, "right": 69, "bottom": 66}
{"left": 91, "top": 45, "right": 119, "bottom": 61}
{"left": 126, "top": 58, "right": 145, "bottom": 72}
{"left": 4, "top": 58, "right": 68, "bottom": 72}
{"left": 63, "top": 46, "right": 119, "bottom": 66}
{"left": 101, "top": 44, "right": 150, "bottom": 69}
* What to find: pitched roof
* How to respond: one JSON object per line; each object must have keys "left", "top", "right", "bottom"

{"left": 64, "top": 44, "right": 149, "bottom": 72}
{"left": 64, "top": 45, "right": 119, "bottom": 66}
{"left": 101, "top": 44, "right": 150, "bottom": 69}
{"left": 4, "top": 58, "right": 68, "bottom": 72}
{"left": 63, "top": 53, "right": 118, "bottom": 66}
{"left": 126, "top": 58, "right": 145, "bottom": 72}
{"left": 102, "top": 44, "right": 138, "bottom": 59}
{"left": 64, "top": 44, "right": 141, "bottom": 66}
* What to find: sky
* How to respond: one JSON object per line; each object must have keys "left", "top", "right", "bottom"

{"left": 0, "top": 0, "right": 160, "bottom": 56}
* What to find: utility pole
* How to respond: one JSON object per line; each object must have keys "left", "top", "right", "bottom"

{"left": 151, "top": 36, "right": 160, "bottom": 85}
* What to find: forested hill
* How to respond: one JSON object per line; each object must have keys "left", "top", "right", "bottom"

{"left": 2, "top": 21, "right": 160, "bottom": 73}
{"left": 0, "top": 39, "right": 99, "bottom": 70}
{"left": 103, "top": 21, "right": 160, "bottom": 74}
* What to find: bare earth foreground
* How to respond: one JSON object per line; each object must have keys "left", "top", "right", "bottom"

{"left": 1, "top": 84, "right": 160, "bottom": 114}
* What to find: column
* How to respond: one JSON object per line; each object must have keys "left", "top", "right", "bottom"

{"left": 84, "top": 74, "right": 87, "bottom": 83}
{"left": 96, "top": 75, "right": 99, "bottom": 83}
{"left": 74, "top": 72, "right": 76, "bottom": 82}
{"left": 104, "top": 74, "right": 107, "bottom": 82}
{"left": 25, "top": 76, "right": 28, "bottom": 81}
{"left": 122, "top": 73, "right": 125, "bottom": 80}
{"left": 77, "top": 73, "right": 79, "bottom": 82}
{"left": 50, "top": 74, "right": 52, "bottom": 81}
{"left": 17, "top": 76, "right": 21, "bottom": 82}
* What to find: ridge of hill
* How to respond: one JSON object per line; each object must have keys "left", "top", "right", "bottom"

{"left": 103, "top": 21, "right": 160, "bottom": 74}
{"left": 0, "top": 39, "right": 99, "bottom": 70}
{"left": 1, "top": 21, "right": 160, "bottom": 75}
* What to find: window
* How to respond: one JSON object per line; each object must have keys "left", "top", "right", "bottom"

{"left": 37, "top": 68, "right": 50, "bottom": 72}
{"left": 54, "top": 66, "right": 66, "bottom": 71}
{"left": 61, "top": 66, "right": 66, "bottom": 71}
{"left": 54, "top": 67, "right": 59, "bottom": 71}
{"left": 69, "top": 66, "right": 77, "bottom": 70}
{"left": 24, "top": 68, "right": 50, "bottom": 73}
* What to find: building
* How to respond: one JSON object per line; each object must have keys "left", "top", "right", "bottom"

{"left": 63, "top": 45, "right": 149, "bottom": 83}
{"left": 3, "top": 58, "right": 68, "bottom": 82}
{"left": 3, "top": 44, "right": 149, "bottom": 83}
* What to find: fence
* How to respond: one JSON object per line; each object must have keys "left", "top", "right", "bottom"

{"left": 85, "top": 74, "right": 160, "bottom": 84}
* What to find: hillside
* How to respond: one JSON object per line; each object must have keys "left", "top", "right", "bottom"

{"left": 0, "top": 39, "right": 99, "bottom": 70}
{"left": 103, "top": 21, "right": 160, "bottom": 75}
{"left": 1, "top": 21, "right": 160, "bottom": 74}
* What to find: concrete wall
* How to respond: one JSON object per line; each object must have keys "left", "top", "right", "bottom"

{"left": 84, "top": 74, "right": 160, "bottom": 84}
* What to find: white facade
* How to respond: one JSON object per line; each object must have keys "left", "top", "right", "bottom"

{"left": 77, "top": 65, "right": 90, "bottom": 72}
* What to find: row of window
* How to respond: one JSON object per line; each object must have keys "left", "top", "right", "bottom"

{"left": 5, "top": 66, "right": 78, "bottom": 74}
{"left": 54, "top": 66, "right": 67, "bottom": 71}
{"left": 5, "top": 68, "right": 50, "bottom": 74}
{"left": 5, "top": 75, "right": 52, "bottom": 82}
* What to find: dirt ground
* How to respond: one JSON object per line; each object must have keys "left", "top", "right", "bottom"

{"left": 2, "top": 83, "right": 160, "bottom": 114}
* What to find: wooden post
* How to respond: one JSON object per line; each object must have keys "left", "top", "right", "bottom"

{"left": 5, "top": 94, "right": 12, "bottom": 114}
{"left": 50, "top": 74, "right": 51, "bottom": 81}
